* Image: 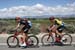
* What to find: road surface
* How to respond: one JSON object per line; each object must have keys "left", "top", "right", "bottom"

{"left": 0, "top": 34, "right": 75, "bottom": 50}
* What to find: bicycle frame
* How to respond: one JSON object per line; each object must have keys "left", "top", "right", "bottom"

{"left": 12, "top": 31, "right": 22, "bottom": 43}
{"left": 47, "top": 31, "right": 61, "bottom": 42}
{"left": 12, "top": 30, "right": 29, "bottom": 44}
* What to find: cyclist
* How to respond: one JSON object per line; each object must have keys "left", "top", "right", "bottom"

{"left": 48, "top": 16, "right": 65, "bottom": 43}
{"left": 15, "top": 16, "right": 32, "bottom": 48}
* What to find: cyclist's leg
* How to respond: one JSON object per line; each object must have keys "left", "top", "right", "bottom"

{"left": 22, "top": 32, "right": 28, "bottom": 46}
{"left": 55, "top": 26, "right": 65, "bottom": 42}
{"left": 56, "top": 26, "right": 65, "bottom": 37}
{"left": 22, "top": 26, "right": 31, "bottom": 46}
{"left": 20, "top": 27, "right": 28, "bottom": 47}
{"left": 47, "top": 31, "right": 52, "bottom": 41}
{"left": 47, "top": 25, "right": 57, "bottom": 41}
{"left": 56, "top": 30, "right": 62, "bottom": 36}
{"left": 23, "top": 31, "right": 28, "bottom": 44}
{"left": 18, "top": 30, "right": 26, "bottom": 47}
{"left": 19, "top": 30, "right": 24, "bottom": 44}
{"left": 47, "top": 29, "right": 56, "bottom": 41}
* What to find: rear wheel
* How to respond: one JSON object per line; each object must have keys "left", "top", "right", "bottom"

{"left": 27, "top": 35, "right": 39, "bottom": 46}
{"left": 61, "top": 34, "right": 72, "bottom": 45}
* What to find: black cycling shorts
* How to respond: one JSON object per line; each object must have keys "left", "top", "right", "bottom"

{"left": 22, "top": 26, "right": 31, "bottom": 33}
{"left": 57, "top": 25, "right": 65, "bottom": 33}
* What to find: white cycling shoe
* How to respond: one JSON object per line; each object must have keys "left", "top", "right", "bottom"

{"left": 20, "top": 43, "right": 27, "bottom": 48}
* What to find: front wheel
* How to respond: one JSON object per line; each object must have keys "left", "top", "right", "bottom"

{"left": 41, "top": 34, "right": 54, "bottom": 46}
{"left": 7, "top": 36, "right": 19, "bottom": 47}
{"left": 61, "top": 34, "right": 72, "bottom": 45}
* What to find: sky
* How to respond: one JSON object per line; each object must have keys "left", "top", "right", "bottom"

{"left": 0, "top": 0, "right": 74, "bottom": 8}
{"left": 0, "top": 0, "right": 75, "bottom": 18}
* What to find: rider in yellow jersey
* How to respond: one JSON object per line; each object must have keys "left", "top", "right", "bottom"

{"left": 48, "top": 16, "right": 65, "bottom": 42}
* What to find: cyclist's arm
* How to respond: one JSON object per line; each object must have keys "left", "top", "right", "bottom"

{"left": 50, "top": 25, "right": 56, "bottom": 30}
{"left": 15, "top": 23, "right": 20, "bottom": 30}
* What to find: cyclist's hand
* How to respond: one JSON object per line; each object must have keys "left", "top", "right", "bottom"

{"left": 46, "top": 28, "right": 51, "bottom": 32}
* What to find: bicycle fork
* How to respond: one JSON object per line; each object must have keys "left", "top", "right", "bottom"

{"left": 12, "top": 37, "right": 16, "bottom": 43}
{"left": 12, "top": 32, "right": 18, "bottom": 43}
{"left": 47, "top": 35, "right": 51, "bottom": 41}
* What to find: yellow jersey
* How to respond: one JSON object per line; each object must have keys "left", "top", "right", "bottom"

{"left": 54, "top": 19, "right": 63, "bottom": 26}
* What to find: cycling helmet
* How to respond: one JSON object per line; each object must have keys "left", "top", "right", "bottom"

{"left": 49, "top": 16, "right": 55, "bottom": 20}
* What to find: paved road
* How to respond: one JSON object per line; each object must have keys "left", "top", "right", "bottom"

{"left": 0, "top": 34, "right": 75, "bottom": 50}
{"left": 0, "top": 45, "right": 75, "bottom": 50}
{"left": 0, "top": 34, "right": 75, "bottom": 44}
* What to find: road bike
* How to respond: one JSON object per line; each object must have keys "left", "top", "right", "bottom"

{"left": 41, "top": 29, "right": 72, "bottom": 46}
{"left": 7, "top": 30, "right": 39, "bottom": 47}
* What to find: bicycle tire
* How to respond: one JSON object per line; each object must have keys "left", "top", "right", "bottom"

{"left": 41, "top": 34, "right": 54, "bottom": 46}
{"left": 62, "top": 34, "right": 72, "bottom": 45}
{"left": 7, "top": 36, "right": 19, "bottom": 47}
{"left": 28, "top": 35, "right": 39, "bottom": 46}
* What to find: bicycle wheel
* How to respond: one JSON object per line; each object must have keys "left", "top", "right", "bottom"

{"left": 7, "top": 36, "right": 19, "bottom": 47}
{"left": 61, "top": 34, "right": 72, "bottom": 45}
{"left": 41, "top": 34, "right": 54, "bottom": 46}
{"left": 27, "top": 35, "right": 39, "bottom": 46}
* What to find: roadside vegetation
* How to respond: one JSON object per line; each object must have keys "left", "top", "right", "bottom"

{"left": 0, "top": 17, "right": 75, "bottom": 35}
